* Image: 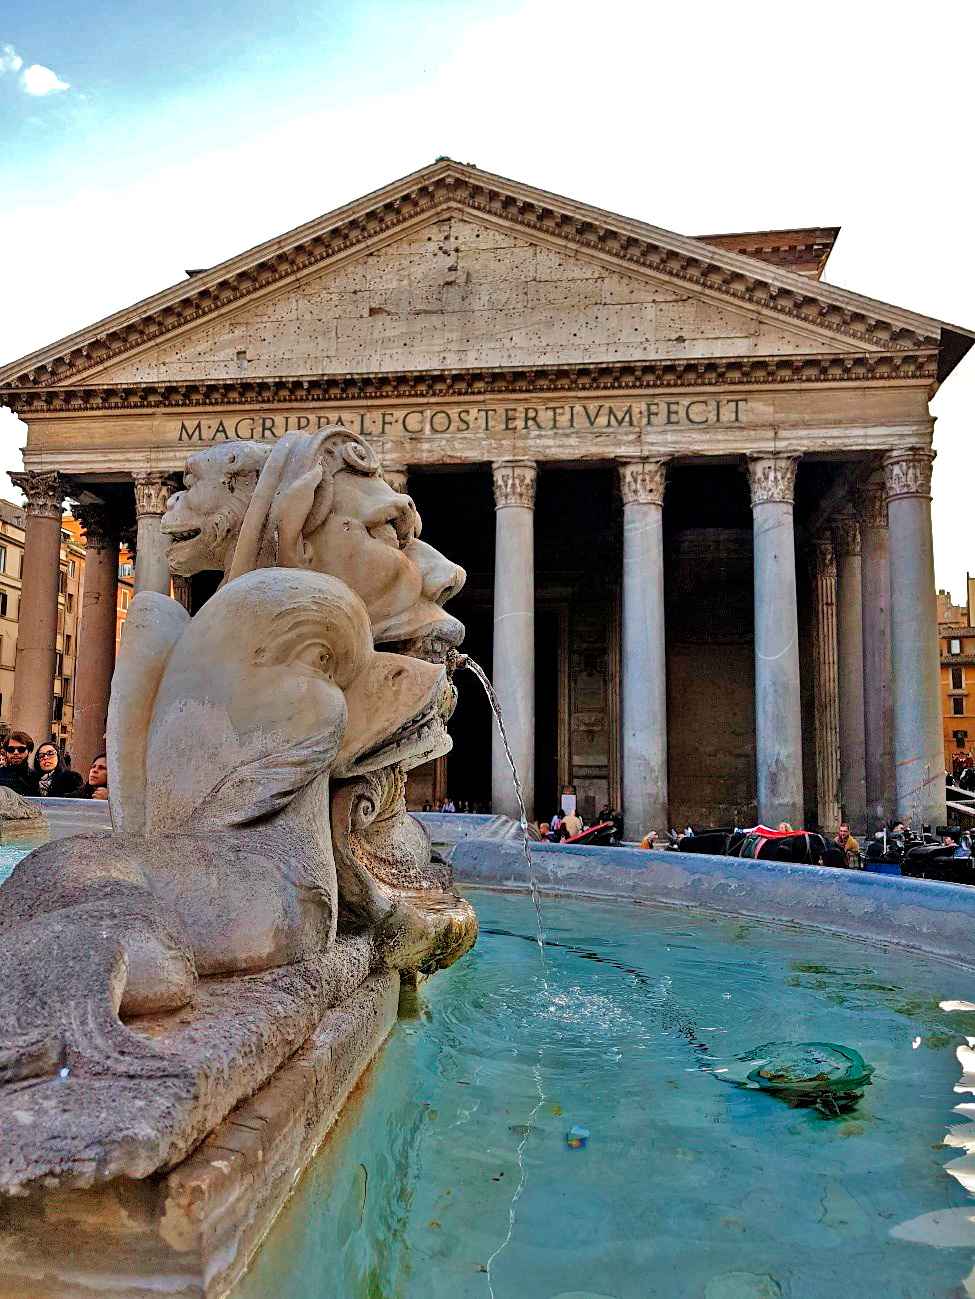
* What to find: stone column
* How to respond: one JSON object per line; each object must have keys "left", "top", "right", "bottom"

{"left": 747, "top": 454, "right": 803, "bottom": 827}
{"left": 383, "top": 464, "right": 409, "bottom": 496}
{"left": 72, "top": 500, "right": 120, "bottom": 773}
{"left": 884, "top": 449, "right": 946, "bottom": 827}
{"left": 858, "top": 481, "right": 895, "bottom": 825}
{"left": 133, "top": 473, "right": 176, "bottom": 596}
{"left": 491, "top": 459, "right": 536, "bottom": 821}
{"left": 619, "top": 458, "right": 669, "bottom": 839}
{"left": 832, "top": 515, "right": 867, "bottom": 830}
{"left": 9, "top": 471, "right": 70, "bottom": 747}
{"left": 171, "top": 575, "right": 192, "bottom": 612}
{"left": 809, "top": 538, "right": 842, "bottom": 832}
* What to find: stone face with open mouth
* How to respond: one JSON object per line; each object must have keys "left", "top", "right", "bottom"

{"left": 161, "top": 429, "right": 467, "bottom": 665}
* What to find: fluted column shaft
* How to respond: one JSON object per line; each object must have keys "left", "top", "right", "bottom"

{"left": 619, "top": 459, "right": 669, "bottom": 838}
{"left": 72, "top": 502, "right": 120, "bottom": 774}
{"left": 833, "top": 516, "right": 867, "bottom": 829}
{"left": 491, "top": 459, "right": 536, "bottom": 821}
{"left": 810, "top": 538, "right": 842, "bottom": 831}
{"left": 859, "top": 482, "right": 895, "bottom": 825}
{"left": 884, "top": 449, "right": 946, "bottom": 827}
{"left": 133, "top": 474, "right": 175, "bottom": 596}
{"left": 9, "top": 472, "right": 70, "bottom": 747}
{"left": 747, "top": 454, "right": 803, "bottom": 826}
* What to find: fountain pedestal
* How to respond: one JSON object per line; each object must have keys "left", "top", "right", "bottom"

{"left": 0, "top": 973, "right": 399, "bottom": 1299}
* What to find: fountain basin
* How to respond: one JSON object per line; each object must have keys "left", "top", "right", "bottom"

{"left": 3, "top": 830, "right": 975, "bottom": 1297}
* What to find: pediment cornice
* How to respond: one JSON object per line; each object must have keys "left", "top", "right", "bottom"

{"left": 2, "top": 351, "right": 938, "bottom": 415}
{"left": 0, "top": 160, "right": 970, "bottom": 392}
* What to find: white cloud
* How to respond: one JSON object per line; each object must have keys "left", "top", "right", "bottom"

{"left": 0, "top": 43, "right": 69, "bottom": 94}
{"left": 21, "top": 63, "right": 69, "bottom": 96}
{"left": 0, "top": 43, "right": 24, "bottom": 74}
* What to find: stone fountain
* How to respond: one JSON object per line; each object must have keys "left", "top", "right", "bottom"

{"left": 0, "top": 429, "right": 477, "bottom": 1297}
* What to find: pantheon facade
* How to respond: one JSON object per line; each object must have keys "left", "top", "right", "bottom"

{"left": 1, "top": 161, "right": 969, "bottom": 835}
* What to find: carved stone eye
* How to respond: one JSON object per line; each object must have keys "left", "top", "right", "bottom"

{"left": 296, "top": 643, "right": 334, "bottom": 677}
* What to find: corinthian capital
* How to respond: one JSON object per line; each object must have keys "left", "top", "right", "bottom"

{"left": 382, "top": 463, "right": 409, "bottom": 496}
{"left": 619, "top": 458, "right": 668, "bottom": 507}
{"left": 858, "top": 481, "right": 888, "bottom": 531}
{"left": 73, "top": 497, "right": 121, "bottom": 550}
{"left": 9, "top": 471, "right": 70, "bottom": 520}
{"left": 809, "top": 536, "right": 837, "bottom": 581}
{"left": 832, "top": 515, "right": 861, "bottom": 558}
{"left": 883, "top": 448, "right": 935, "bottom": 501}
{"left": 746, "top": 453, "right": 800, "bottom": 506}
{"left": 133, "top": 472, "right": 178, "bottom": 517}
{"left": 492, "top": 459, "right": 537, "bottom": 510}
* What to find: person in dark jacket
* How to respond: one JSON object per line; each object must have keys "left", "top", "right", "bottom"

{"left": 33, "top": 742, "right": 83, "bottom": 796}
{"left": 69, "top": 753, "right": 109, "bottom": 801}
{"left": 0, "top": 731, "right": 39, "bottom": 796}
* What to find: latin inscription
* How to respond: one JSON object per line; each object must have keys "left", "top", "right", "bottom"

{"left": 175, "top": 398, "right": 746, "bottom": 442}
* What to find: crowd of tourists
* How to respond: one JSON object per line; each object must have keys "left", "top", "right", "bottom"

{"left": 0, "top": 732, "right": 109, "bottom": 800}
{"left": 421, "top": 798, "right": 487, "bottom": 813}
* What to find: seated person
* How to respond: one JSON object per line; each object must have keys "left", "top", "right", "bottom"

{"left": 0, "top": 731, "right": 38, "bottom": 796}
{"left": 33, "top": 742, "right": 83, "bottom": 796}
{"left": 69, "top": 753, "right": 109, "bottom": 801}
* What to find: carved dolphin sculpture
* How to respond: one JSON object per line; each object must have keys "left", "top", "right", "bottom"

{"left": 0, "top": 570, "right": 452, "bottom": 1085}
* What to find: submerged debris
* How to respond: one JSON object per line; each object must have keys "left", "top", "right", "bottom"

{"left": 720, "top": 1041, "right": 874, "bottom": 1116}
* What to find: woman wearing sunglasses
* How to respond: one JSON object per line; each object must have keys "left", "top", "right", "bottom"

{"left": 32, "top": 742, "right": 83, "bottom": 797}
{"left": 0, "top": 731, "right": 40, "bottom": 797}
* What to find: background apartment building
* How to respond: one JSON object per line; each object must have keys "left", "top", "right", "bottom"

{"left": 939, "top": 576, "right": 975, "bottom": 775}
{"left": 0, "top": 499, "right": 132, "bottom": 754}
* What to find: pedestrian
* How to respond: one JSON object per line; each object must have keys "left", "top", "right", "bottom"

{"left": 33, "top": 743, "right": 83, "bottom": 796}
{"left": 69, "top": 753, "right": 109, "bottom": 801}
{"left": 440, "top": 795, "right": 456, "bottom": 813}
{"left": 833, "top": 823, "right": 860, "bottom": 867}
{"left": 0, "top": 731, "right": 39, "bottom": 796}
{"left": 563, "top": 807, "right": 583, "bottom": 838}
{"left": 422, "top": 800, "right": 433, "bottom": 812}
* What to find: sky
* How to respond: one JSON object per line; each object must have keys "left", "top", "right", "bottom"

{"left": 1, "top": 0, "right": 973, "bottom": 597}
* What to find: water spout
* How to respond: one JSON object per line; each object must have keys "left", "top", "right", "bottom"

{"left": 450, "top": 651, "right": 547, "bottom": 967}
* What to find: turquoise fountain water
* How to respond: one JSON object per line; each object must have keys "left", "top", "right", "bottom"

{"left": 234, "top": 889, "right": 975, "bottom": 1298}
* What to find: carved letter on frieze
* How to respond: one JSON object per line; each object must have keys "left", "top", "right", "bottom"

{"left": 832, "top": 516, "right": 861, "bottom": 558}
{"left": 492, "top": 459, "right": 537, "bottom": 510}
{"left": 745, "top": 454, "right": 800, "bottom": 507}
{"left": 883, "top": 448, "right": 935, "bottom": 501}
{"left": 9, "top": 471, "right": 71, "bottom": 521}
{"left": 619, "top": 458, "right": 668, "bottom": 507}
{"left": 133, "top": 472, "right": 178, "bottom": 518}
{"left": 858, "top": 482, "right": 888, "bottom": 532}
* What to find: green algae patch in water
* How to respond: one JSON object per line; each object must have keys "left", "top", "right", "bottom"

{"left": 722, "top": 1041, "right": 874, "bottom": 1116}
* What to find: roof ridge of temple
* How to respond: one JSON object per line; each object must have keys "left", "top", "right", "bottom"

{"left": 2, "top": 160, "right": 972, "bottom": 392}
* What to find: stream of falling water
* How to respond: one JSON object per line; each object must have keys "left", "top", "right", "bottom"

{"left": 455, "top": 655, "right": 549, "bottom": 1297}
{"left": 459, "top": 656, "right": 547, "bottom": 969}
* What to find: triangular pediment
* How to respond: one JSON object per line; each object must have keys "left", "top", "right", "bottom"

{"left": 0, "top": 160, "right": 970, "bottom": 393}
{"left": 72, "top": 213, "right": 876, "bottom": 386}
